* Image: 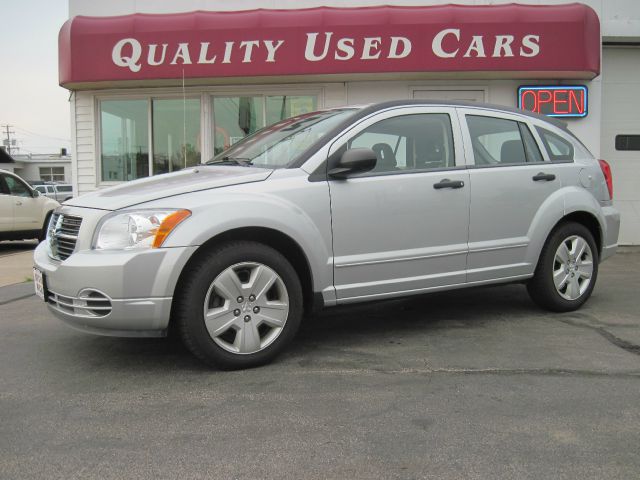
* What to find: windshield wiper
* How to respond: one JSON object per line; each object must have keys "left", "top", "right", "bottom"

{"left": 206, "top": 157, "right": 253, "bottom": 166}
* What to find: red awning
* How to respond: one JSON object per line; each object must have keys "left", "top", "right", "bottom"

{"left": 59, "top": 4, "right": 601, "bottom": 89}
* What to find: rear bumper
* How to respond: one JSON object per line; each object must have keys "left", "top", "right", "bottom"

{"left": 601, "top": 205, "right": 620, "bottom": 262}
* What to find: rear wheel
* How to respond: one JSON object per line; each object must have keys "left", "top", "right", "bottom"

{"left": 175, "top": 241, "right": 303, "bottom": 369}
{"left": 527, "top": 222, "right": 599, "bottom": 312}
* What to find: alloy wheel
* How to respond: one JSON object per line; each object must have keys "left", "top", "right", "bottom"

{"left": 203, "top": 262, "right": 289, "bottom": 354}
{"left": 552, "top": 235, "right": 594, "bottom": 301}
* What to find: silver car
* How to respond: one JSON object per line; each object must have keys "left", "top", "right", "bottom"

{"left": 33, "top": 101, "right": 619, "bottom": 369}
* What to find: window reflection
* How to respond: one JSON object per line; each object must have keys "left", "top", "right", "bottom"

{"left": 100, "top": 100, "right": 149, "bottom": 181}
{"left": 152, "top": 98, "right": 201, "bottom": 174}
{"left": 212, "top": 95, "right": 317, "bottom": 156}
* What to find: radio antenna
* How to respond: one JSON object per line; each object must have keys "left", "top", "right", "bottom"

{"left": 182, "top": 68, "right": 187, "bottom": 169}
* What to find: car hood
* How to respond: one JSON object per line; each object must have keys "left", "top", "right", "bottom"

{"left": 64, "top": 165, "right": 273, "bottom": 210}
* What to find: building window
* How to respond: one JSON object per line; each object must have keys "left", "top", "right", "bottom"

{"left": 213, "top": 97, "right": 265, "bottom": 156}
{"left": 100, "top": 100, "right": 149, "bottom": 181}
{"left": 265, "top": 95, "right": 317, "bottom": 126}
{"left": 99, "top": 94, "right": 317, "bottom": 182}
{"left": 39, "top": 166, "right": 65, "bottom": 182}
{"left": 152, "top": 98, "right": 201, "bottom": 174}
{"left": 212, "top": 95, "right": 317, "bottom": 156}
{"left": 615, "top": 135, "right": 640, "bottom": 151}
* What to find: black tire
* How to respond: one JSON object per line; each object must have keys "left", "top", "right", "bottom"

{"left": 174, "top": 241, "right": 303, "bottom": 369}
{"left": 39, "top": 211, "right": 53, "bottom": 242}
{"left": 527, "top": 222, "right": 599, "bottom": 312}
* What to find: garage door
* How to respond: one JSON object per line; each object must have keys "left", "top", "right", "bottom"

{"left": 601, "top": 47, "right": 640, "bottom": 245}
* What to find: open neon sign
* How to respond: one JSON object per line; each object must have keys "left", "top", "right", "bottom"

{"left": 518, "top": 85, "right": 588, "bottom": 118}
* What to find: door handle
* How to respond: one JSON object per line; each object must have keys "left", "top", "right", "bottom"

{"left": 15, "top": 201, "right": 22, "bottom": 206}
{"left": 532, "top": 172, "right": 556, "bottom": 182}
{"left": 434, "top": 179, "right": 465, "bottom": 190}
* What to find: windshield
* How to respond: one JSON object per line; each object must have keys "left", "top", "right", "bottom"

{"left": 206, "top": 108, "right": 357, "bottom": 169}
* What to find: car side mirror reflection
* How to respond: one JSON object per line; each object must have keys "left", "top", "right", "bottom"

{"left": 328, "top": 148, "right": 377, "bottom": 179}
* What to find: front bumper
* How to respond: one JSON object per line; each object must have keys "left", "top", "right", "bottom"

{"left": 34, "top": 241, "right": 197, "bottom": 337}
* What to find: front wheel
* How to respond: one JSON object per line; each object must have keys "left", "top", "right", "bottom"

{"left": 174, "top": 241, "right": 303, "bottom": 369}
{"left": 527, "top": 222, "right": 599, "bottom": 312}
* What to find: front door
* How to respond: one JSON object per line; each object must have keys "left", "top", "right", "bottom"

{"left": 2, "top": 173, "right": 41, "bottom": 231}
{"left": 328, "top": 107, "right": 470, "bottom": 302}
{"left": 0, "top": 174, "right": 15, "bottom": 232}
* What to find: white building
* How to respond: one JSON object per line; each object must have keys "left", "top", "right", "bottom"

{"left": 61, "top": 0, "right": 640, "bottom": 243}
{"left": 0, "top": 149, "right": 72, "bottom": 184}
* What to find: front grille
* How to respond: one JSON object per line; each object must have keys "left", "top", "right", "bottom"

{"left": 48, "top": 213, "right": 82, "bottom": 260}
{"left": 48, "top": 289, "right": 112, "bottom": 317}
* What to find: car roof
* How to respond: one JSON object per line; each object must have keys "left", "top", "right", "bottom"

{"left": 340, "top": 99, "right": 570, "bottom": 131}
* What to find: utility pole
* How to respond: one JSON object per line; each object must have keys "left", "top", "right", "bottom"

{"left": 2, "top": 124, "right": 16, "bottom": 155}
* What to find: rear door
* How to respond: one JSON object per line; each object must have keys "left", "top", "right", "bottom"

{"left": 459, "top": 109, "right": 564, "bottom": 282}
{"left": 328, "top": 106, "right": 470, "bottom": 302}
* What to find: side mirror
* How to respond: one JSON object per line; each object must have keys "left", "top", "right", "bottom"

{"left": 32, "top": 190, "right": 40, "bottom": 198}
{"left": 328, "top": 148, "right": 377, "bottom": 179}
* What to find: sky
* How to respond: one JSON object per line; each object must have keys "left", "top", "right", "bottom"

{"left": 0, "top": 0, "right": 70, "bottom": 155}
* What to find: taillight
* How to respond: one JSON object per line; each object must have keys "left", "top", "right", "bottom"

{"left": 599, "top": 159, "right": 613, "bottom": 200}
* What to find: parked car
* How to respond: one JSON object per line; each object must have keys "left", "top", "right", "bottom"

{"left": 33, "top": 183, "right": 74, "bottom": 203}
{"left": 33, "top": 100, "right": 619, "bottom": 369}
{"left": 0, "top": 169, "right": 59, "bottom": 241}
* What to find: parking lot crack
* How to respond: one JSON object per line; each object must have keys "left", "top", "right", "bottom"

{"left": 556, "top": 315, "right": 640, "bottom": 357}
{"left": 299, "top": 367, "right": 640, "bottom": 378}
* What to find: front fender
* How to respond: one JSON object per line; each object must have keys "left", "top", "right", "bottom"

{"left": 136, "top": 175, "right": 333, "bottom": 301}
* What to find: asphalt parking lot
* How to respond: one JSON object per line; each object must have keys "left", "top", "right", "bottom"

{"left": 1, "top": 250, "right": 639, "bottom": 480}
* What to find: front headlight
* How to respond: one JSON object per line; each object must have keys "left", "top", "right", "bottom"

{"left": 94, "top": 209, "right": 191, "bottom": 250}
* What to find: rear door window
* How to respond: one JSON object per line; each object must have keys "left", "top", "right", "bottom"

{"left": 466, "top": 115, "right": 545, "bottom": 166}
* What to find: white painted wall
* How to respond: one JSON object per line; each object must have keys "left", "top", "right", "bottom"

{"left": 601, "top": 47, "right": 640, "bottom": 244}
{"left": 69, "top": 0, "right": 640, "bottom": 41}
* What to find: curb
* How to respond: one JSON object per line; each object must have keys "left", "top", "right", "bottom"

{"left": 0, "top": 282, "right": 35, "bottom": 306}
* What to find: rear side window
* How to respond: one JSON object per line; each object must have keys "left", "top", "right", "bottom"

{"left": 466, "top": 115, "right": 544, "bottom": 166}
{"left": 536, "top": 127, "right": 574, "bottom": 162}
{"left": 56, "top": 185, "right": 73, "bottom": 192}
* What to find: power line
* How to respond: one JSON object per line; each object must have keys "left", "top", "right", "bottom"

{"left": 12, "top": 125, "right": 70, "bottom": 142}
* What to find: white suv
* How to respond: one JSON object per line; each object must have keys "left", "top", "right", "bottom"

{"left": 0, "top": 169, "right": 59, "bottom": 241}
